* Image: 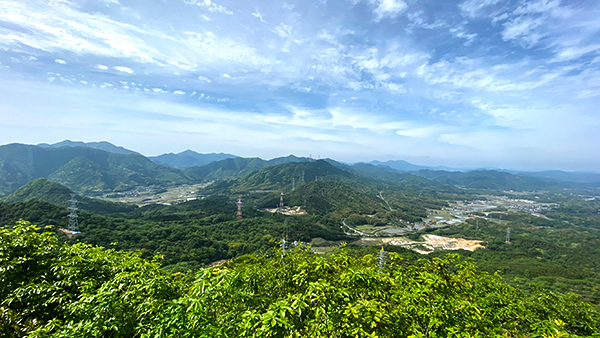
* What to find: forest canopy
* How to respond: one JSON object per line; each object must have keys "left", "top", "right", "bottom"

{"left": 1, "top": 221, "right": 600, "bottom": 337}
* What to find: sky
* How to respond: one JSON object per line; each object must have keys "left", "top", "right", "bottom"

{"left": 0, "top": 0, "right": 599, "bottom": 171}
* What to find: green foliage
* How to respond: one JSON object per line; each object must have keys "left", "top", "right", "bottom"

{"left": 0, "top": 143, "right": 194, "bottom": 196}
{"left": 2, "top": 222, "right": 600, "bottom": 337}
{"left": 0, "top": 221, "right": 183, "bottom": 337}
{"left": 429, "top": 213, "right": 600, "bottom": 305}
{"left": 1, "top": 178, "right": 137, "bottom": 215}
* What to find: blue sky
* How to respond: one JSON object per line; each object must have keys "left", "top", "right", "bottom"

{"left": 0, "top": 0, "right": 599, "bottom": 171}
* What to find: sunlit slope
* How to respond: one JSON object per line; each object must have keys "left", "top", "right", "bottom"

{"left": 2, "top": 178, "right": 137, "bottom": 214}
{"left": 0, "top": 143, "right": 195, "bottom": 196}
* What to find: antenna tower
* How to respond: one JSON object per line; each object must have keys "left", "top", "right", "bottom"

{"left": 506, "top": 227, "right": 511, "bottom": 244}
{"left": 67, "top": 194, "right": 79, "bottom": 232}
{"left": 236, "top": 195, "right": 243, "bottom": 219}
{"left": 279, "top": 191, "right": 285, "bottom": 209}
{"left": 292, "top": 178, "right": 295, "bottom": 191}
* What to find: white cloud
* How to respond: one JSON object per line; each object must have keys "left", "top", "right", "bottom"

{"left": 173, "top": 90, "right": 185, "bottom": 95}
{"left": 114, "top": 66, "right": 134, "bottom": 74}
{"left": 553, "top": 44, "right": 600, "bottom": 62}
{"left": 252, "top": 11, "right": 267, "bottom": 23}
{"left": 396, "top": 124, "right": 448, "bottom": 138}
{"left": 371, "top": 0, "right": 407, "bottom": 21}
{"left": 222, "top": 73, "right": 231, "bottom": 78}
{"left": 459, "top": 0, "right": 500, "bottom": 18}
{"left": 449, "top": 27, "right": 477, "bottom": 45}
{"left": 501, "top": 17, "right": 543, "bottom": 47}
{"left": 54, "top": 58, "right": 66, "bottom": 64}
{"left": 96, "top": 64, "right": 108, "bottom": 70}
{"left": 273, "top": 23, "right": 293, "bottom": 38}
{"left": 182, "top": 31, "right": 270, "bottom": 67}
{"left": 198, "top": 75, "right": 211, "bottom": 83}
{"left": 184, "top": 0, "right": 233, "bottom": 14}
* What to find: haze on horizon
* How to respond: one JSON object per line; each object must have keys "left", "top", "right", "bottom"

{"left": 0, "top": 0, "right": 599, "bottom": 172}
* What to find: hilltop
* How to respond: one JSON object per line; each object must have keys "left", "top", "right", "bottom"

{"left": 1, "top": 178, "right": 137, "bottom": 215}
{"left": 0, "top": 143, "right": 194, "bottom": 196}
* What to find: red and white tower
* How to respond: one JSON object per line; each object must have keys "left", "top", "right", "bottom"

{"left": 279, "top": 191, "right": 284, "bottom": 209}
{"left": 236, "top": 195, "right": 243, "bottom": 219}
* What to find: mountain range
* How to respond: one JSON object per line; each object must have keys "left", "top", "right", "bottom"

{"left": 149, "top": 150, "right": 238, "bottom": 168}
{"left": 0, "top": 140, "right": 598, "bottom": 198}
{"left": 39, "top": 140, "right": 140, "bottom": 155}
{"left": 0, "top": 143, "right": 194, "bottom": 196}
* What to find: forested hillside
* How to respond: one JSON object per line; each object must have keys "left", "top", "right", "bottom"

{"left": 1, "top": 178, "right": 137, "bottom": 214}
{"left": 2, "top": 222, "right": 599, "bottom": 337}
{"left": 0, "top": 143, "right": 194, "bottom": 196}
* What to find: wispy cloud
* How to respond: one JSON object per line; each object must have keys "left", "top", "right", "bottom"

{"left": 0, "top": 0, "right": 598, "bottom": 170}
{"left": 371, "top": 0, "right": 407, "bottom": 22}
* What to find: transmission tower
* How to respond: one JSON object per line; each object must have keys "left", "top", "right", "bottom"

{"left": 281, "top": 219, "right": 288, "bottom": 264}
{"left": 292, "top": 178, "right": 295, "bottom": 190}
{"left": 279, "top": 191, "right": 284, "bottom": 209}
{"left": 506, "top": 227, "right": 511, "bottom": 244}
{"left": 236, "top": 195, "right": 243, "bottom": 219}
{"left": 67, "top": 194, "right": 79, "bottom": 232}
{"left": 301, "top": 170, "right": 305, "bottom": 183}
{"left": 379, "top": 246, "right": 386, "bottom": 273}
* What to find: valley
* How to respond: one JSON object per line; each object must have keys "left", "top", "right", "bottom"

{"left": 2, "top": 141, "right": 600, "bottom": 336}
{"left": 100, "top": 183, "right": 210, "bottom": 206}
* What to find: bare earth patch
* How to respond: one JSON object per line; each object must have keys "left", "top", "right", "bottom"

{"left": 370, "top": 235, "right": 485, "bottom": 254}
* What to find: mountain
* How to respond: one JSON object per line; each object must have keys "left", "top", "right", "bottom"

{"left": 186, "top": 155, "right": 312, "bottom": 182}
{"left": 208, "top": 160, "right": 353, "bottom": 193}
{"left": 413, "top": 170, "right": 555, "bottom": 191}
{"left": 517, "top": 170, "right": 600, "bottom": 184}
{"left": 368, "top": 160, "right": 428, "bottom": 172}
{"left": 266, "top": 154, "right": 309, "bottom": 165}
{"left": 2, "top": 178, "right": 137, "bottom": 214}
{"left": 149, "top": 150, "right": 238, "bottom": 168}
{"left": 368, "top": 160, "right": 469, "bottom": 172}
{"left": 38, "top": 140, "right": 140, "bottom": 155}
{"left": 0, "top": 143, "right": 195, "bottom": 196}
{"left": 186, "top": 157, "right": 271, "bottom": 181}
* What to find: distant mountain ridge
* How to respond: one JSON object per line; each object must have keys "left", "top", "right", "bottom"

{"left": 186, "top": 155, "right": 310, "bottom": 182}
{"left": 39, "top": 140, "right": 140, "bottom": 155}
{"left": 367, "top": 160, "right": 469, "bottom": 172}
{"left": 2, "top": 140, "right": 599, "bottom": 197}
{"left": 0, "top": 143, "right": 194, "bottom": 196}
{"left": 149, "top": 150, "right": 238, "bottom": 168}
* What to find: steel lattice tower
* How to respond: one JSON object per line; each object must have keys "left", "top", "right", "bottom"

{"left": 67, "top": 194, "right": 79, "bottom": 232}
{"left": 379, "top": 246, "right": 386, "bottom": 273}
{"left": 281, "top": 219, "right": 288, "bottom": 264}
{"left": 236, "top": 195, "right": 243, "bottom": 219}
{"left": 279, "top": 191, "right": 284, "bottom": 209}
